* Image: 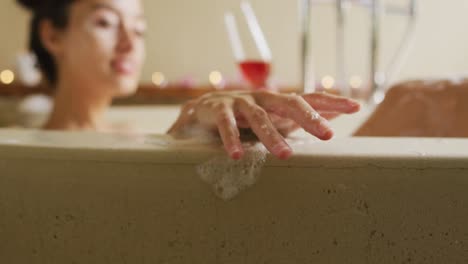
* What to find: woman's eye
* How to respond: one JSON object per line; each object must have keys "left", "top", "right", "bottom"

{"left": 96, "top": 18, "right": 111, "bottom": 28}
{"left": 134, "top": 28, "right": 146, "bottom": 37}
{"left": 134, "top": 24, "right": 147, "bottom": 37}
{"left": 95, "top": 15, "right": 118, "bottom": 29}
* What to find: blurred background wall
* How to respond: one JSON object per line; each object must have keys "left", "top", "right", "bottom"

{"left": 1, "top": 0, "right": 467, "bottom": 86}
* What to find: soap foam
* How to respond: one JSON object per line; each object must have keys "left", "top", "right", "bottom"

{"left": 145, "top": 124, "right": 221, "bottom": 148}
{"left": 196, "top": 143, "right": 267, "bottom": 200}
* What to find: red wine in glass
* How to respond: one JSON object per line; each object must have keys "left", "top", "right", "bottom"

{"left": 239, "top": 60, "right": 270, "bottom": 89}
{"left": 225, "top": 1, "right": 272, "bottom": 90}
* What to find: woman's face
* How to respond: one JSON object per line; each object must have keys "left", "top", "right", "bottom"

{"left": 55, "top": 0, "right": 146, "bottom": 97}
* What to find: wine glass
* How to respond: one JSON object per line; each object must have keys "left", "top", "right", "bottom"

{"left": 224, "top": 1, "right": 272, "bottom": 90}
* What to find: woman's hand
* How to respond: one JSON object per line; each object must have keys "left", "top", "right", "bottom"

{"left": 168, "top": 90, "right": 360, "bottom": 160}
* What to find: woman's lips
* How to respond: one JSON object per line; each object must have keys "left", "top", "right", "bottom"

{"left": 111, "top": 59, "right": 136, "bottom": 75}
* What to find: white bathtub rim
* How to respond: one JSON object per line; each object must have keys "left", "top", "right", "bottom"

{"left": 0, "top": 129, "right": 467, "bottom": 169}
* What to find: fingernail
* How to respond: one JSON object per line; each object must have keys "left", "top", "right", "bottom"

{"left": 272, "top": 142, "right": 293, "bottom": 160}
{"left": 318, "top": 120, "right": 334, "bottom": 140}
{"left": 320, "top": 128, "right": 334, "bottom": 140}
{"left": 278, "top": 148, "right": 293, "bottom": 160}
{"left": 230, "top": 147, "right": 244, "bottom": 160}
{"left": 351, "top": 101, "right": 361, "bottom": 111}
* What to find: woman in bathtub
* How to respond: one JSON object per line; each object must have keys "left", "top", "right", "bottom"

{"left": 17, "top": 0, "right": 360, "bottom": 160}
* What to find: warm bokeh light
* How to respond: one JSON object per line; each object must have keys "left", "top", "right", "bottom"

{"left": 151, "top": 72, "right": 166, "bottom": 86}
{"left": 321, "top": 75, "right": 335, "bottom": 89}
{"left": 209, "top": 71, "right": 223, "bottom": 87}
{"left": 349, "top": 75, "right": 363, "bottom": 89}
{"left": 0, "top": 70, "right": 15, "bottom": 85}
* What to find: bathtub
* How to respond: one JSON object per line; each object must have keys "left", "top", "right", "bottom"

{"left": 1, "top": 105, "right": 468, "bottom": 263}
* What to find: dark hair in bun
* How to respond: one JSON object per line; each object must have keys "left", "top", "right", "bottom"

{"left": 17, "top": 0, "right": 75, "bottom": 85}
{"left": 17, "top": 0, "right": 41, "bottom": 11}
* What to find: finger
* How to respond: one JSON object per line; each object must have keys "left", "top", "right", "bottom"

{"left": 167, "top": 100, "right": 197, "bottom": 134}
{"left": 318, "top": 112, "right": 341, "bottom": 120}
{"left": 278, "top": 123, "right": 300, "bottom": 137}
{"left": 236, "top": 98, "right": 292, "bottom": 160}
{"left": 215, "top": 106, "right": 244, "bottom": 160}
{"left": 235, "top": 115, "right": 250, "bottom": 128}
{"left": 302, "top": 93, "right": 360, "bottom": 113}
{"left": 270, "top": 115, "right": 297, "bottom": 131}
{"left": 268, "top": 114, "right": 300, "bottom": 136}
{"left": 259, "top": 94, "right": 334, "bottom": 140}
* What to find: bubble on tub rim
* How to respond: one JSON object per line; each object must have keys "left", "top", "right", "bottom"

{"left": 143, "top": 136, "right": 172, "bottom": 147}
{"left": 409, "top": 150, "right": 427, "bottom": 157}
{"left": 0, "top": 139, "right": 21, "bottom": 145}
{"left": 145, "top": 124, "right": 222, "bottom": 148}
{"left": 196, "top": 143, "right": 267, "bottom": 200}
{"left": 285, "top": 135, "right": 320, "bottom": 148}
